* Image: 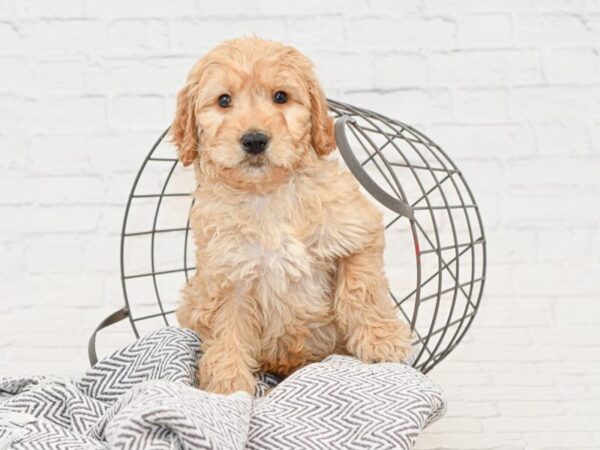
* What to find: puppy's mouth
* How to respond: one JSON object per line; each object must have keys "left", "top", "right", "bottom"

{"left": 243, "top": 154, "right": 268, "bottom": 168}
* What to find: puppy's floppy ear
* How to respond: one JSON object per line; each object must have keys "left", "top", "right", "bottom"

{"left": 171, "top": 82, "right": 199, "bottom": 166}
{"left": 308, "top": 75, "right": 336, "bottom": 156}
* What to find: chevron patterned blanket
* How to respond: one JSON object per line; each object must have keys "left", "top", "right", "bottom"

{"left": 0, "top": 327, "right": 446, "bottom": 449}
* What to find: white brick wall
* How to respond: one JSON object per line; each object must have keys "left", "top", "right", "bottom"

{"left": 1, "top": 1, "right": 599, "bottom": 448}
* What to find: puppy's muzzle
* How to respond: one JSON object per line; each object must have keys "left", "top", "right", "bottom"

{"left": 241, "top": 132, "right": 269, "bottom": 155}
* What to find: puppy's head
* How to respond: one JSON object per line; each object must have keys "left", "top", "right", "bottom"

{"left": 171, "top": 37, "right": 335, "bottom": 186}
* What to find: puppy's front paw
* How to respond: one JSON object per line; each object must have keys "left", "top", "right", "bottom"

{"left": 348, "top": 321, "right": 413, "bottom": 364}
{"left": 197, "top": 353, "right": 257, "bottom": 395}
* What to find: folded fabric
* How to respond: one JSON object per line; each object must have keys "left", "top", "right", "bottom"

{"left": 0, "top": 327, "right": 446, "bottom": 449}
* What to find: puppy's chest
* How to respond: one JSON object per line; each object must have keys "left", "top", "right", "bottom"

{"left": 195, "top": 192, "right": 331, "bottom": 281}
{"left": 238, "top": 223, "right": 314, "bottom": 281}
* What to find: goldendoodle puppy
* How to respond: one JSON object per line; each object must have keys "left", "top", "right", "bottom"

{"left": 172, "top": 37, "right": 412, "bottom": 394}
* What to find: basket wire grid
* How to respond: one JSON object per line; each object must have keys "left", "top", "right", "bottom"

{"left": 88, "top": 99, "right": 486, "bottom": 374}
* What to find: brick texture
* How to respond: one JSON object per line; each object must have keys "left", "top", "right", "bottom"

{"left": 0, "top": 1, "right": 598, "bottom": 448}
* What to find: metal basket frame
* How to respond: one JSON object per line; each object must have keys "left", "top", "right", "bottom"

{"left": 88, "top": 99, "right": 486, "bottom": 374}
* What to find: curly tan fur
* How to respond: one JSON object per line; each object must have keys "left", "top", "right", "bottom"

{"left": 171, "top": 37, "right": 412, "bottom": 394}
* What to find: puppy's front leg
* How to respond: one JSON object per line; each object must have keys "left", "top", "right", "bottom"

{"left": 334, "top": 234, "right": 413, "bottom": 364}
{"left": 197, "top": 292, "right": 261, "bottom": 395}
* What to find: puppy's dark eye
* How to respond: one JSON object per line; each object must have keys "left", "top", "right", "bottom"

{"left": 273, "top": 91, "right": 288, "bottom": 104}
{"left": 218, "top": 94, "right": 232, "bottom": 108}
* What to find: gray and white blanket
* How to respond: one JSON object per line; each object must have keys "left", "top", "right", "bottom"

{"left": 0, "top": 327, "right": 446, "bottom": 449}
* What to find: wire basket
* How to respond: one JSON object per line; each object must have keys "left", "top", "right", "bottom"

{"left": 88, "top": 99, "right": 486, "bottom": 374}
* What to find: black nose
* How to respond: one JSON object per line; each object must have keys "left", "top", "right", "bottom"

{"left": 241, "top": 132, "right": 269, "bottom": 155}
